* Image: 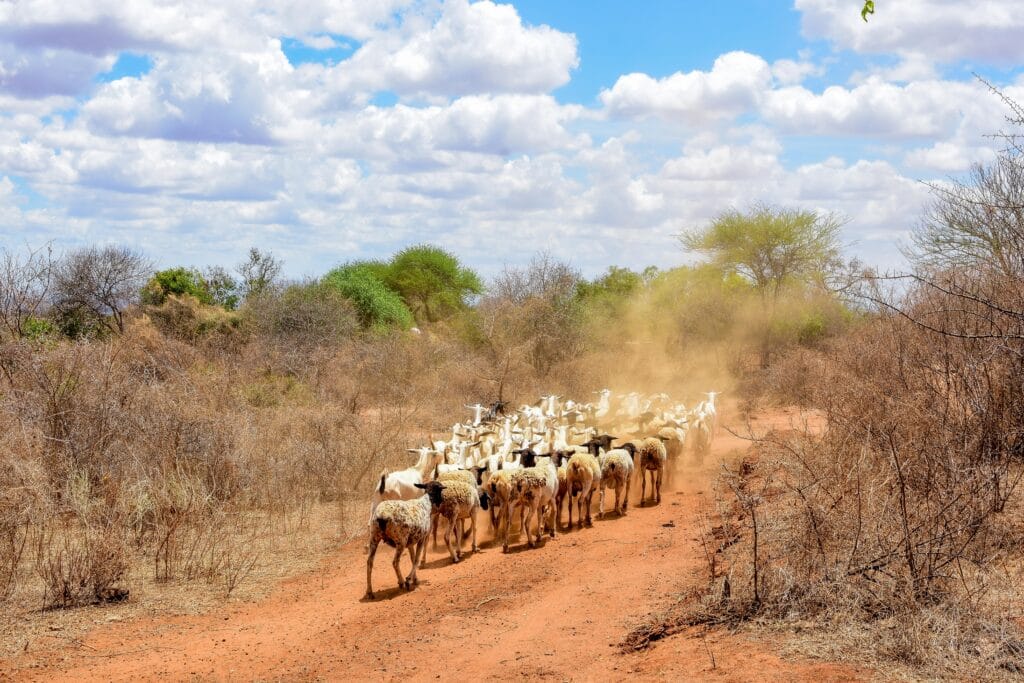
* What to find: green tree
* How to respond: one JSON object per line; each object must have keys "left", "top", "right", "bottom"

{"left": 382, "top": 245, "right": 483, "bottom": 323}
{"left": 681, "top": 204, "right": 844, "bottom": 299}
{"left": 577, "top": 266, "right": 644, "bottom": 300}
{"left": 322, "top": 262, "right": 414, "bottom": 331}
{"left": 141, "top": 267, "right": 213, "bottom": 306}
{"left": 681, "top": 204, "right": 845, "bottom": 366}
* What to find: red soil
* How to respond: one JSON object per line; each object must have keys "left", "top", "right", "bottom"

{"left": 4, "top": 408, "right": 863, "bottom": 682}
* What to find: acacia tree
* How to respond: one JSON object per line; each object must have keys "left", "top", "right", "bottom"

{"left": 681, "top": 204, "right": 844, "bottom": 297}
{"left": 681, "top": 204, "right": 845, "bottom": 366}
{"left": 383, "top": 245, "right": 482, "bottom": 324}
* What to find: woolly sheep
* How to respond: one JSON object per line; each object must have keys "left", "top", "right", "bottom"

{"left": 430, "top": 468, "right": 479, "bottom": 549}
{"left": 566, "top": 451, "right": 601, "bottom": 529}
{"left": 365, "top": 481, "right": 445, "bottom": 599}
{"left": 550, "top": 451, "right": 573, "bottom": 530}
{"left": 594, "top": 446, "right": 634, "bottom": 518}
{"left": 423, "top": 478, "right": 483, "bottom": 567}
{"left": 509, "top": 452, "right": 558, "bottom": 548}
{"left": 633, "top": 437, "right": 667, "bottom": 504}
{"left": 366, "top": 448, "right": 444, "bottom": 527}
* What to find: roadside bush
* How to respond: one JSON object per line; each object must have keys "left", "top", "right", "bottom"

{"left": 695, "top": 274, "right": 1024, "bottom": 677}
{"left": 322, "top": 263, "right": 414, "bottom": 331}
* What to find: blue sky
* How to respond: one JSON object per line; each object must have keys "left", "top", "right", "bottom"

{"left": 0, "top": 0, "right": 1022, "bottom": 279}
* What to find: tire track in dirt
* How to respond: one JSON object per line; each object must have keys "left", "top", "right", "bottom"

{"left": 4, "top": 409, "right": 865, "bottom": 682}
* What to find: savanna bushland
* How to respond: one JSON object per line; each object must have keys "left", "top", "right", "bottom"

{"left": 4, "top": 101, "right": 1024, "bottom": 679}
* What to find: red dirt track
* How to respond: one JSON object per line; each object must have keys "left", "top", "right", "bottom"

{"left": 4, "top": 409, "right": 863, "bottom": 681}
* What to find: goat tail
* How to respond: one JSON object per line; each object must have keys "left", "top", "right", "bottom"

{"left": 377, "top": 470, "right": 387, "bottom": 494}
{"left": 376, "top": 517, "right": 389, "bottom": 535}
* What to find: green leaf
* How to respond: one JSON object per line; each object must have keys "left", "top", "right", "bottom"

{"left": 861, "top": 0, "right": 875, "bottom": 22}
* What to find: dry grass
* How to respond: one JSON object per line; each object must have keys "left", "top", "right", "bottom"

{"left": 0, "top": 502, "right": 345, "bottom": 659}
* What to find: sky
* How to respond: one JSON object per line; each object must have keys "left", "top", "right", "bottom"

{"left": 1, "top": 0, "right": 1023, "bottom": 279}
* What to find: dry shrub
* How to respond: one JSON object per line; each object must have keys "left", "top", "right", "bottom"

{"left": 35, "top": 523, "right": 130, "bottom": 607}
{"left": 32, "top": 472, "right": 131, "bottom": 607}
{"left": 145, "top": 294, "right": 243, "bottom": 346}
{"left": 694, "top": 274, "right": 1024, "bottom": 677}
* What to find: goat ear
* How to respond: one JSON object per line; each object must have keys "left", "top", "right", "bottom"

{"left": 414, "top": 483, "right": 427, "bottom": 490}
{"left": 406, "top": 449, "right": 419, "bottom": 453}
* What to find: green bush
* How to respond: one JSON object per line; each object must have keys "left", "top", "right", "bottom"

{"left": 382, "top": 245, "right": 482, "bottom": 323}
{"left": 322, "top": 263, "right": 414, "bottom": 331}
{"left": 142, "top": 268, "right": 212, "bottom": 306}
{"left": 22, "top": 316, "right": 57, "bottom": 341}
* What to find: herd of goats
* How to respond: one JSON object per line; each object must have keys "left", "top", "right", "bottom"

{"left": 364, "top": 389, "right": 720, "bottom": 599}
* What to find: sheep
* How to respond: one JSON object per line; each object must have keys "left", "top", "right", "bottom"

{"left": 423, "top": 477, "right": 483, "bottom": 567}
{"left": 593, "top": 388, "right": 612, "bottom": 420}
{"left": 690, "top": 416, "right": 712, "bottom": 464}
{"left": 590, "top": 443, "right": 634, "bottom": 518}
{"left": 565, "top": 450, "right": 602, "bottom": 529}
{"left": 551, "top": 450, "right": 573, "bottom": 530}
{"left": 366, "top": 481, "right": 445, "bottom": 599}
{"left": 632, "top": 437, "right": 667, "bottom": 504}
{"left": 702, "top": 391, "right": 720, "bottom": 434}
{"left": 429, "top": 467, "right": 477, "bottom": 549}
{"left": 481, "top": 468, "right": 517, "bottom": 552}
{"left": 366, "top": 448, "right": 444, "bottom": 528}
{"left": 509, "top": 452, "right": 558, "bottom": 548}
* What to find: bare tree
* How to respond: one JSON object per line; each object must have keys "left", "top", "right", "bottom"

{"left": 483, "top": 252, "right": 584, "bottom": 375}
{"left": 235, "top": 248, "right": 282, "bottom": 301}
{"left": 490, "top": 251, "right": 579, "bottom": 305}
{"left": 911, "top": 155, "right": 1024, "bottom": 279}
{"left": 52, "top": 245, "right": 151, "bottom": 334}
{"left": 0, "top": 244, "right": 54, "bottom": 338}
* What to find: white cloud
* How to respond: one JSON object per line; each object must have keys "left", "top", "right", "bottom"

{"left": 762, "top": 78, "right": 1000, "bottom": 138}
{"left": 771, "top": 58, "right": 824, "bottom": 86}
{"left": 328, "top": 0, "right": 578, "bottom": 100}
{"left": 0, "top": 1, "right": 1020, "bottom": 279}
{"left": 797, "top": 0, "right": 1024, "bottom": 65}
{"left": 600, "top": 51, "right": 772, "bottom": 123}
{"left": 82, "top": 49, "right": 305, "bottom": 144}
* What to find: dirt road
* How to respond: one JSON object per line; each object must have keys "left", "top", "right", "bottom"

{"left": 5, "top": 410, "right": 862, "bottom": 681}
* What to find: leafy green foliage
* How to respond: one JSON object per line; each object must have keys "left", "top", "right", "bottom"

{"left": 577, "top": 266, "right": 644, "bottom": 300}
{"left": 680, "top": 204, "right": 844, "bottom": 299}
{"left": 322, "top": 262, "right": 414, "bottom": 331}
{"left": 861, "top": 1, "right": 874, "bottom": 22}
{"left": 382, "top": 245, "right": 483, "bottom": 323}
{"left": 22, "top": 316, "right": 57, "bottom": 341}
{"left": 141, "top": 268, "right": 212, "bottom": 306}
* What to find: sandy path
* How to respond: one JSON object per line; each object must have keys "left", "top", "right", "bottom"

{"left": 4, "top": 409, "right": 864, "bottom": 682}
